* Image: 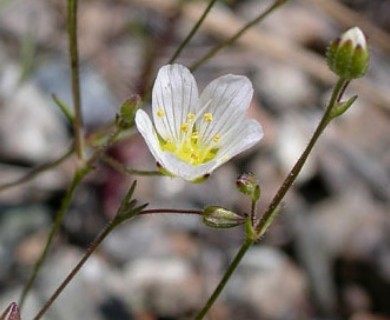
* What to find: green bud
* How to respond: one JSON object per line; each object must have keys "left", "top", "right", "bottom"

{"left": 326, "top": 27, "right": 369, "bottom": 80}
{"left": 202, "top": 206, "right": 246, "bottom": 228}
{"left": 116, "top": 95, "right": 142, "bottom": 129}
{"left": 236, "top": 173, "right": 261, "bottom": 202}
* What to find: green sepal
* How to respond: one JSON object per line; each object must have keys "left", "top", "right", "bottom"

{"left": 245, "top": 217, "right": 258, "bottom": 241}
{"left": 156, "top": 162, "right": 175, "bottom": 177}
{"left": 251, "top": 185, "right": 261, "bottom": 202}
{"left": 329, "top": 95, "right": 358, "bottom": 119}
{"left": 191, "top": 174, "right": 210, "bottom": 184}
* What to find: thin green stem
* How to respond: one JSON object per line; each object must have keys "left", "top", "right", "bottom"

{"left": 0, "top": 147, "right": 74, "bottom": 193}
{"left": 52, "top": 94, "right": 74, "bottom": 124}
{"left": 250, "top": 199, "right": 257, "bottom": 225}
{"left": 19, "top": 166, "right": 91, "bottom": 308}
{"left": 87, "top": 129, "right": 122, "bottom": 166}
{"left": 31, "top": 218, "right": 117, "bottom": 320}
{"left": 31, "top": 207, "right": 201, "bottom": 320}
{"left": 101, "top": 154, "right": 162, "bottom": 176}
{"left": 255, "top": 77, "right": 347, "bottom": 235}
{"left": 190, "top": 0, "right": 288, "bottom": 71}
{"left": 139, "top": 208, "right": 202, "bottom": 216}
{"left": 68, "top": 0, "right": 84, "bottom": 160}
{"left": 168, "top": 0, "right": 218, "bottom": 64}
{"left": 195, "top": 239, "right": 253, "bottom": 320}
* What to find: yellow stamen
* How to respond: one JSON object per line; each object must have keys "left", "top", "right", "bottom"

{"left": 187, "top": 113, "right": 196, "bottom": 122}
{"left": 180, "top": 123, "right": 189, "bottom": 132}
{"left": 161, "top": 139, "right": 175, "bottom": 152}
{"left": 204, "top": 113, "right": 213, "bottom": 122}
{"left": 157, "top": 108, "right": 165, "bottom": 117}
{"left": 191, "top": 153, "right": 199, "bottom": 161}
{"left": 191, "top": 131, "right": 199, "bottom": 140}
{"left": 158, "top": 123, "right": 219, "bottom": 166}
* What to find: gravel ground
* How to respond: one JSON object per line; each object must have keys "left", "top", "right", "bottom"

{"left": 0, "top": 1, "right": 389, "bottom": 319}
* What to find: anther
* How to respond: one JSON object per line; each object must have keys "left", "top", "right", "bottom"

{"left": 180, "top": 123, "right": 189, "bottom": 132}
{"left": 191, "top": 131, "right": 199, "bottom": 140}
{"left": 187, "top": 113, "right": 196, "bottom": 122}
{"left": 157, "top": 108, "right": 165, "bottom": 117}
{"left": 213, "top": 134, "right": 220, "bottom": 143}
{"left": 204, "top": 113, "right": 213, "bottom": 122}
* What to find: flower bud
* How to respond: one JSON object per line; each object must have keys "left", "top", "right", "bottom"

{"left": 0, "top": 303, "right": 21, "bottom": 320}
{"left": 236, "top": 173, "right": 260, "bottom": 202}
{"left": 202, "top": 206, "right": 245, "bottom": 228}
{"left": 116, "top": 95, "right": 142, "bottom": 129}
{"left": 326, "top": 27, "right": 369, "bottom": 79}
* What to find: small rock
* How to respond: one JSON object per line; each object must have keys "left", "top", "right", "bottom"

{"left": 0, "top": 0, "right": 56, "bottom": 45}
{"left": 34, "top": 60, "right": 118, "bottom": 130}
{"left": 0, "top": 65, "right": 68, "bottom": 163}
{"left": 123, "top": 257, "right": 201, "bottom": 317}
{"left": 253, "top": 63, "right": 318, "bottom": 113}
{"left": 227, "top": 246, "right": 308, "bottom": 319}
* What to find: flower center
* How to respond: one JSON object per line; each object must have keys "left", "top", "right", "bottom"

{"left": 157, "top": 110, "right": 220, "bottom": 165}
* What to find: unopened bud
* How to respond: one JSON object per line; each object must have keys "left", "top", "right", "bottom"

{"left": 327, "top": 27, "right": 369, "bottom": 79}
{"left": 0, "top": 303, "right": 21, "bottom": 320}
{"left": 116, "top": 95, "right": 142, "bottom": 129}
{"left": 236, "top": 173, "right": 260, "bottom": 202}
{"left": 202, "top": 206, "right": 245, "bottom": 228}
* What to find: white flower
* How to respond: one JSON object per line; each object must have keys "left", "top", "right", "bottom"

{"left": 135, "top": 64, "right": 264, "bottom": 181}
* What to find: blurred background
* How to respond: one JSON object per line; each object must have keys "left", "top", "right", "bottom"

{"left": 0, "top": 0, "right": 389, "bottom": 319}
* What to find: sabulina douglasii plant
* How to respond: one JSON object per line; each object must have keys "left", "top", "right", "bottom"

{"left": 0, "top": 0, "right": 370, "bottom": 316}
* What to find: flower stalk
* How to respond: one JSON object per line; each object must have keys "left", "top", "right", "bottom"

{"left": 255, "top": 77, "right": 348, "bottom": 235}
{"left": 168, "top": 0, "right": 219, "bottom": 64}
{"left": 19, "top": 166, "right": 91, "bottom": 308}
{"left": 194, "top": 76, "right": 354, "bottom": 319}
{"left": 68, "top": 0, "right": 85, "bottom": 161}
{"left": 195, "top": 238, "right": 254, "bottom": 320}
{"left": 31, "top": 187, "right": 204, "bottom": 320}
{"left": 190, "top": 0, "right": 289, "bottom": 71}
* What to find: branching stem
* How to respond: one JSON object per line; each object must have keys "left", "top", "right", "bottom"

{"left": 195, "top": 239, "right": 254, "bottom": 320}
{"left": 255, "top": 78, "right": 347, "bottom": 235}
{"left": 31, "top": 207, "right": 202, "bottom": 320}
{"left": 194, "top": 77, "right": 350, "bottom": 319}
{"left": 0, "top": 148, "right": 74, "bottom": 193}
{"left": 19, "top": 166, "right": 91, "bottom": 308}
{"left": 168, "top": 0, "right": 218, "bottom": 64}
{"left": 190, "top": 0, "right": 288, "bottom": 71}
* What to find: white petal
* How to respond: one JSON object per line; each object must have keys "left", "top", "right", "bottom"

{"left": 197, "top": 74, "right": 253, "bottom": 146}
{"left": 216, "top": 119, "right": 263, "bottom": 162}
{"left": 135, "top": 109, "right": 166, "bottom": 166}
{"left": 161, "top": 153, "right": 217, "bottom": 181}
{"left": 152, "top": 64, "right": 199, "bottom": 141}
{"left": 341, "top": 27, "right": 366, "bottom": 49}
